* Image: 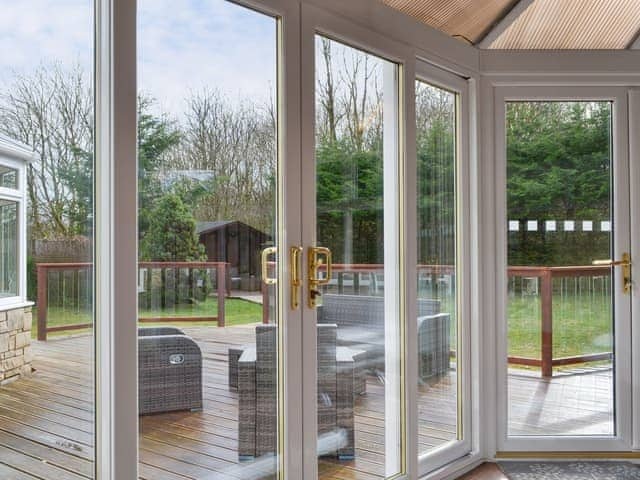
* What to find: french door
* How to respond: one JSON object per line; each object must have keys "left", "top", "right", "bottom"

{"left": 299, "top": 5, "right": 473, "bottom": 479}
{"left": 494, "top": 86, "right": 633, "bottom": 453}
{"left": 131, "top": 0, "right": 475, "bottom": 477}
{"left": 3, "top": 0, "right": 475, "bottom": 477}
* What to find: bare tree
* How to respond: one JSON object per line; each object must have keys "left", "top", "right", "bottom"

{"left": 164, "top": 89, "right": 277, "bottom": 235}
{"left": 0, "top": 64, "right": 93, "bottom": 241}
{"left": 315, "top": 39, "right": 383, "bottom": 151}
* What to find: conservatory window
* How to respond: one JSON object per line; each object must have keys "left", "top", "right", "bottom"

{"left": 0, "top": 200, "right": 17, "bottom": 298}
{"left": 0, "top": 135, "right": 33, "bottom": 305}
{"left": 0, "top": 166, "right": 18, "bottom": 190}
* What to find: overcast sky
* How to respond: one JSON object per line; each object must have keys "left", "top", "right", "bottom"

{"left": 0, "top": 0, "right": 277, "bottom": 118}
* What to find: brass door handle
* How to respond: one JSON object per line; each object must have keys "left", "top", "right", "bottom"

{"left": 593, "top": 252, "right": 631, "bottom": 294}
{"left": 307, "top": 246, "right": 332, "bottom": 308}
{"left": 261, "top": 247, "right": 277, "bottom": 286}
{"left": 290, "top": 246, "right": 303, "bottom": 310}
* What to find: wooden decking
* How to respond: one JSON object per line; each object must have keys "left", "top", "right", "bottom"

{"left": 0, "top": 326, "right": 614, "bottom": 479}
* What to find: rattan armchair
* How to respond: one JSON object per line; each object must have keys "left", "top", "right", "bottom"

{"left": 138, "top": 327, "right": 203, "bottom": 415}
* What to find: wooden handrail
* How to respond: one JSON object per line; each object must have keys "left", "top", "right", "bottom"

{"left": 265, "top": 262, "right": 614, "bottom": 377}
{"left": 38, "top": 260, "right": 615, "bottom": 377}
{"left": 36, "top": 261, "right": 230, "bottom": 340}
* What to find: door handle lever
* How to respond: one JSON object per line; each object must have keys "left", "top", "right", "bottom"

{"left": 290, "top": 246, "right": 303, "bottom": 310}
{"left": 593, "top": 252, "right": 631, "bottom": 294}
{"left": 307, "top": 247, "right": 332, "bottom": 308}
{"left": 261, "top": 247, "right": 277, "bottom": 286}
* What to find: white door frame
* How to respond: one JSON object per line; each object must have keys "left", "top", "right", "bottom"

{"left": 414, "top": 62, "right": 474, "bottom": 475}
{"left": 104, "top": 0, "right": 305, "bottom": 477}
{"left": 493, "top": 85, "right": 632, "bottom": 453}
{"left": 629, "top": 89, "right": 640, "bottom": 452}
{"left": 300, "top": 4, "right": 416, "bottom": 478}
{"left": 94, "top": 0, "right": 640, "bottom": 476}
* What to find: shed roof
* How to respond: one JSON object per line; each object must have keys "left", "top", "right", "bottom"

{"left": 382, "top": 0, "right": 640, "bottom": 49}
{"left": 196, "top": 221, "right": 235, "bottom": 235}
{"left": 196, "top": 221, "right": 268, "bottom": 236}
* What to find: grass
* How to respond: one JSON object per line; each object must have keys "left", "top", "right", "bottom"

{"left": 32, "top": 297, "right": 262, "bottom": 339}
{"left": 33, "top": 290, "right": 614, "bottom": 364}
{"left": 508, "top": 292, "right": 612, "bottom": 359}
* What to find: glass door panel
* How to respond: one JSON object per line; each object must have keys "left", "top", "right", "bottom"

{"left": 415, "top": 80, "right": 461, "bottom": 455}
{"left": 313, "top": 35, "right": 402, "bottom": 479}
{"left": 506, "top": 101, "right": 617, "bottom": 436}
{"left": 138, "top": 1, "right": 283, "bottom": 478}
{"left": 0, "top": 2, "right": 96, "bottom": 478}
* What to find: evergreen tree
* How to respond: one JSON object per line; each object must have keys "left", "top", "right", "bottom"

{"left": 139, "top": 194, "right": 206, "bottom": 262}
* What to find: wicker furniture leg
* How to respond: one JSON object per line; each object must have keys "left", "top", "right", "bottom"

{"left": 238, "top": 347, "right": 257, "bottom": 460}
{"left": 317, "top": 324, "right": 338, "bottom": 454}
{"left": 256, "top": 324, "right": 278, "bottom": 457}
{"left": 336, "top": 348, "right": 355, "bottom": 460}
{"left": 417, "top": 313, "right": 451, "bottom": 381}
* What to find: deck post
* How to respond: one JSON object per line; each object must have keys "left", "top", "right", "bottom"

{"left": 541, "top": 269, "right": 553, "bottom": 377}
{"left": 217, "top": 263, "right": 226, "bottom": 327}
{"left": 36, "top": 265, "right": 48, "bottom": 341}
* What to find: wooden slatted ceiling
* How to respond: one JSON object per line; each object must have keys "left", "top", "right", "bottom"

{"left": 489, "top": 0, "right": 640, "bottom": 49}
{"left": 381, "top": 0, "right": 516, "bottom": 44}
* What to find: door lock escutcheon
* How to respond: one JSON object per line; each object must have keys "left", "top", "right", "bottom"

{"left": 307, "top": 247, "right": 332, "bottom": 308}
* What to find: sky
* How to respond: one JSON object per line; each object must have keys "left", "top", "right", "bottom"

{"left": 0, "top": 0, "right": 277, "bottom": 119}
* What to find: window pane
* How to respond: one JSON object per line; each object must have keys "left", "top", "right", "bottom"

{"left": 506, "top": 101, "right": 614, "bottom": 436}
{"left": 415, "top": 80, "right": 460, "bottom": 454}
{"left": 0, "top": 200, "right": 17, "bottom": 297}
{"left": 138, "top": 1, "right": 280, "bottom": 478}
{"left": 0, "top": 0, "right": 96, "bottom": 478}
{"left": 315, "top": 35, "right": 403, "bottom": 479}
{"left": 0, "top": 166, "right": 18, "bottom": 189}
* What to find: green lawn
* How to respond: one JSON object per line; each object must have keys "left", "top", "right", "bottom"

{"left": 33, "top": 292, "right": 614, "bottom": 365}
{"left": 508, "top": 293, "right": 612, "bottom": 359}
{"left": 32, "top": 297, "right": 262, "bottom": 339}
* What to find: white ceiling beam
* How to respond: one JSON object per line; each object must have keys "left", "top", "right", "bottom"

{"left": 478, "top": 0, "right": 535, "bottom": 49}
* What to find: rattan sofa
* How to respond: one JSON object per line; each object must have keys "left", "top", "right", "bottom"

{"left": 229, "top": 323, "right": 365, "bottom": 461}
{"left": 138, "top": 327, "right": 203, "bottom": 415}
{"left": 317, "top": 294, "right": 450, "bottom": 379}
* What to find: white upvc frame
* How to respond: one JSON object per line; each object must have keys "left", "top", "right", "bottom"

{"left": 96, "top": 0, "right": 485, "bottom": 477}
{"left": 300, "top": 4, "right": 415, "bottom": 478}
{"left": 492, "top": 85, "right": 633, "bottom": 453}
{"left": 54, "top": 0, "right": 640, "bottom": 477}
{"left": 629, "top": 89, "right": 640, "bottom": 451}
{"left": 0, "top": 150, "right": 30, "bottom": 309}
{"left": 95, "top": 0, "right": 138, "bottom": 477}
{"left": 414, "top": 63, "right": 474, "bottom": 477}
{"left": 102, "top": 0, "right": 305, "bottom": 477}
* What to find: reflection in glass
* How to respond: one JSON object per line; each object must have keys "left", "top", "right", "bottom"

{"left": 0, "top": 200, "right": 17, "bottom": 297}
{"left": 315, "top": 35, "right": 402, "bottom": 479}
{"left": 0, "top": 166, "right": 18, "bottom": 189}
{"left": 506, "top": 101, "right": 614, "bottom": 436}
{"left": 0, "top": 0, "right": 96, "bottom": 477}
{"left": 138, "top": 1, "right": 279, "bottom": 478}
{"left": 415, "top": 80, "right": 459, "bottom": 454}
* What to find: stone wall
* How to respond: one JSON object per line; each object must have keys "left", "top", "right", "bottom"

{"left": 0, "top": 305, "right": 32, "bottom": 384}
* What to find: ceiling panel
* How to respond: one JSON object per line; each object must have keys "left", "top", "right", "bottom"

{"left": 382, "top": 0, "right": 516, "bottom": 44}
{"left": 489, "top": 0, "right": 640, "bottom": 49}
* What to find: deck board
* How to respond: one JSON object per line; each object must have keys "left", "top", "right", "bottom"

{"left": 0, "top": 325, "right": 614, "bottom": 479}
